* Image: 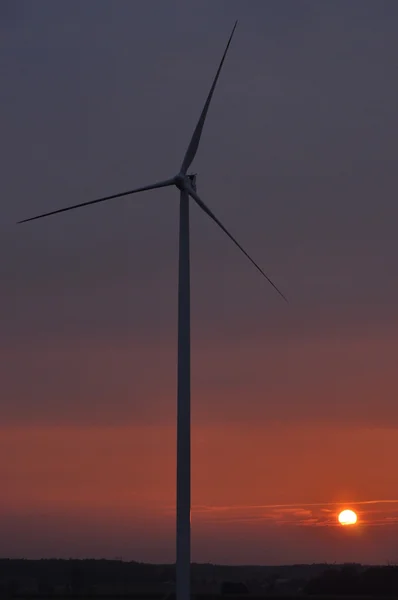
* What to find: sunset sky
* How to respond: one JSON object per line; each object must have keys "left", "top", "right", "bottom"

{"left": 2, "top": 0, "right": 398, "bottom": 565}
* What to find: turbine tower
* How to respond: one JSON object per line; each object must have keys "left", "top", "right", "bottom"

{"left": 18, "top": 21, "right": 287, "bottom": 600}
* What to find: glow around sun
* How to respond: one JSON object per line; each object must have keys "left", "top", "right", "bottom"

{"left": 338, "top": 509, "right": 358, "bottom": 526}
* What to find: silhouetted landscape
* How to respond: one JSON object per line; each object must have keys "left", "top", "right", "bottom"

{"left": 1, "top": 559, "right": 398, "bottom": 598}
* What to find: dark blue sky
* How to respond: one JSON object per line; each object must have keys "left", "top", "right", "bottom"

{"left": 2, "top": 0, "right": 398, "bottom": 425}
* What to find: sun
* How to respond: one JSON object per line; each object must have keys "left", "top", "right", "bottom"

{"left": 338, "top": 509, "right": 358, "bottom": 526}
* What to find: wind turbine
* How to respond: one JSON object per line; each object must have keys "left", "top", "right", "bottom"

{"left": 18, "top": 21, "right": 287, "bottom": 600}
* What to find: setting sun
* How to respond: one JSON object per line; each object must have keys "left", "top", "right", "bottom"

{"left": 338, "top": 509, "right": 358, "bottom": 526}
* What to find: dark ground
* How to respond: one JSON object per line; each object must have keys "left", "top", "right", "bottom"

{"left": 2, "top": 560, "right": 398, "bottom": 598}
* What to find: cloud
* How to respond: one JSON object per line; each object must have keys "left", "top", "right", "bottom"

{"left": 192, "top": 499, "right": 398, "bottom": 528}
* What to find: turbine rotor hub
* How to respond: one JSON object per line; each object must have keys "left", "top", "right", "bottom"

{"left": 174, "top": 173, "right": 197, "bottom": 192}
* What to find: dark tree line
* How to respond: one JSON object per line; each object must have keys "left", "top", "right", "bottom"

{"left": 3, "top": 559, "right": 398, "bottom": 597}
{"left": 305, "top": 564, "right": 398, "bottom": 596}
{"left": 0, "top": 559, "right": 175, "bottom": 595}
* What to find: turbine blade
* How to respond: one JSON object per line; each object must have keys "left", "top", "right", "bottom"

{"left": 17, "top": 178, "right": 176, "bottom": 224}
{"left": 187, "top": 187, "right": 287, "bottom": 302}
{"left": 180, "top": 21, "right": 238, "bottom": 174}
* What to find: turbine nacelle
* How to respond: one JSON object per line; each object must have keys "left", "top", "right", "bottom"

{"left": 188, "top": 173, "right": 197, "bottom": 191}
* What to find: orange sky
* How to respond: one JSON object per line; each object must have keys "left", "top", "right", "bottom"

{"left": 2, "top": 421, "right": 398, "bottom": 564}
{"left": 1, "top": 322, "right": 398, "bottom": 564}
